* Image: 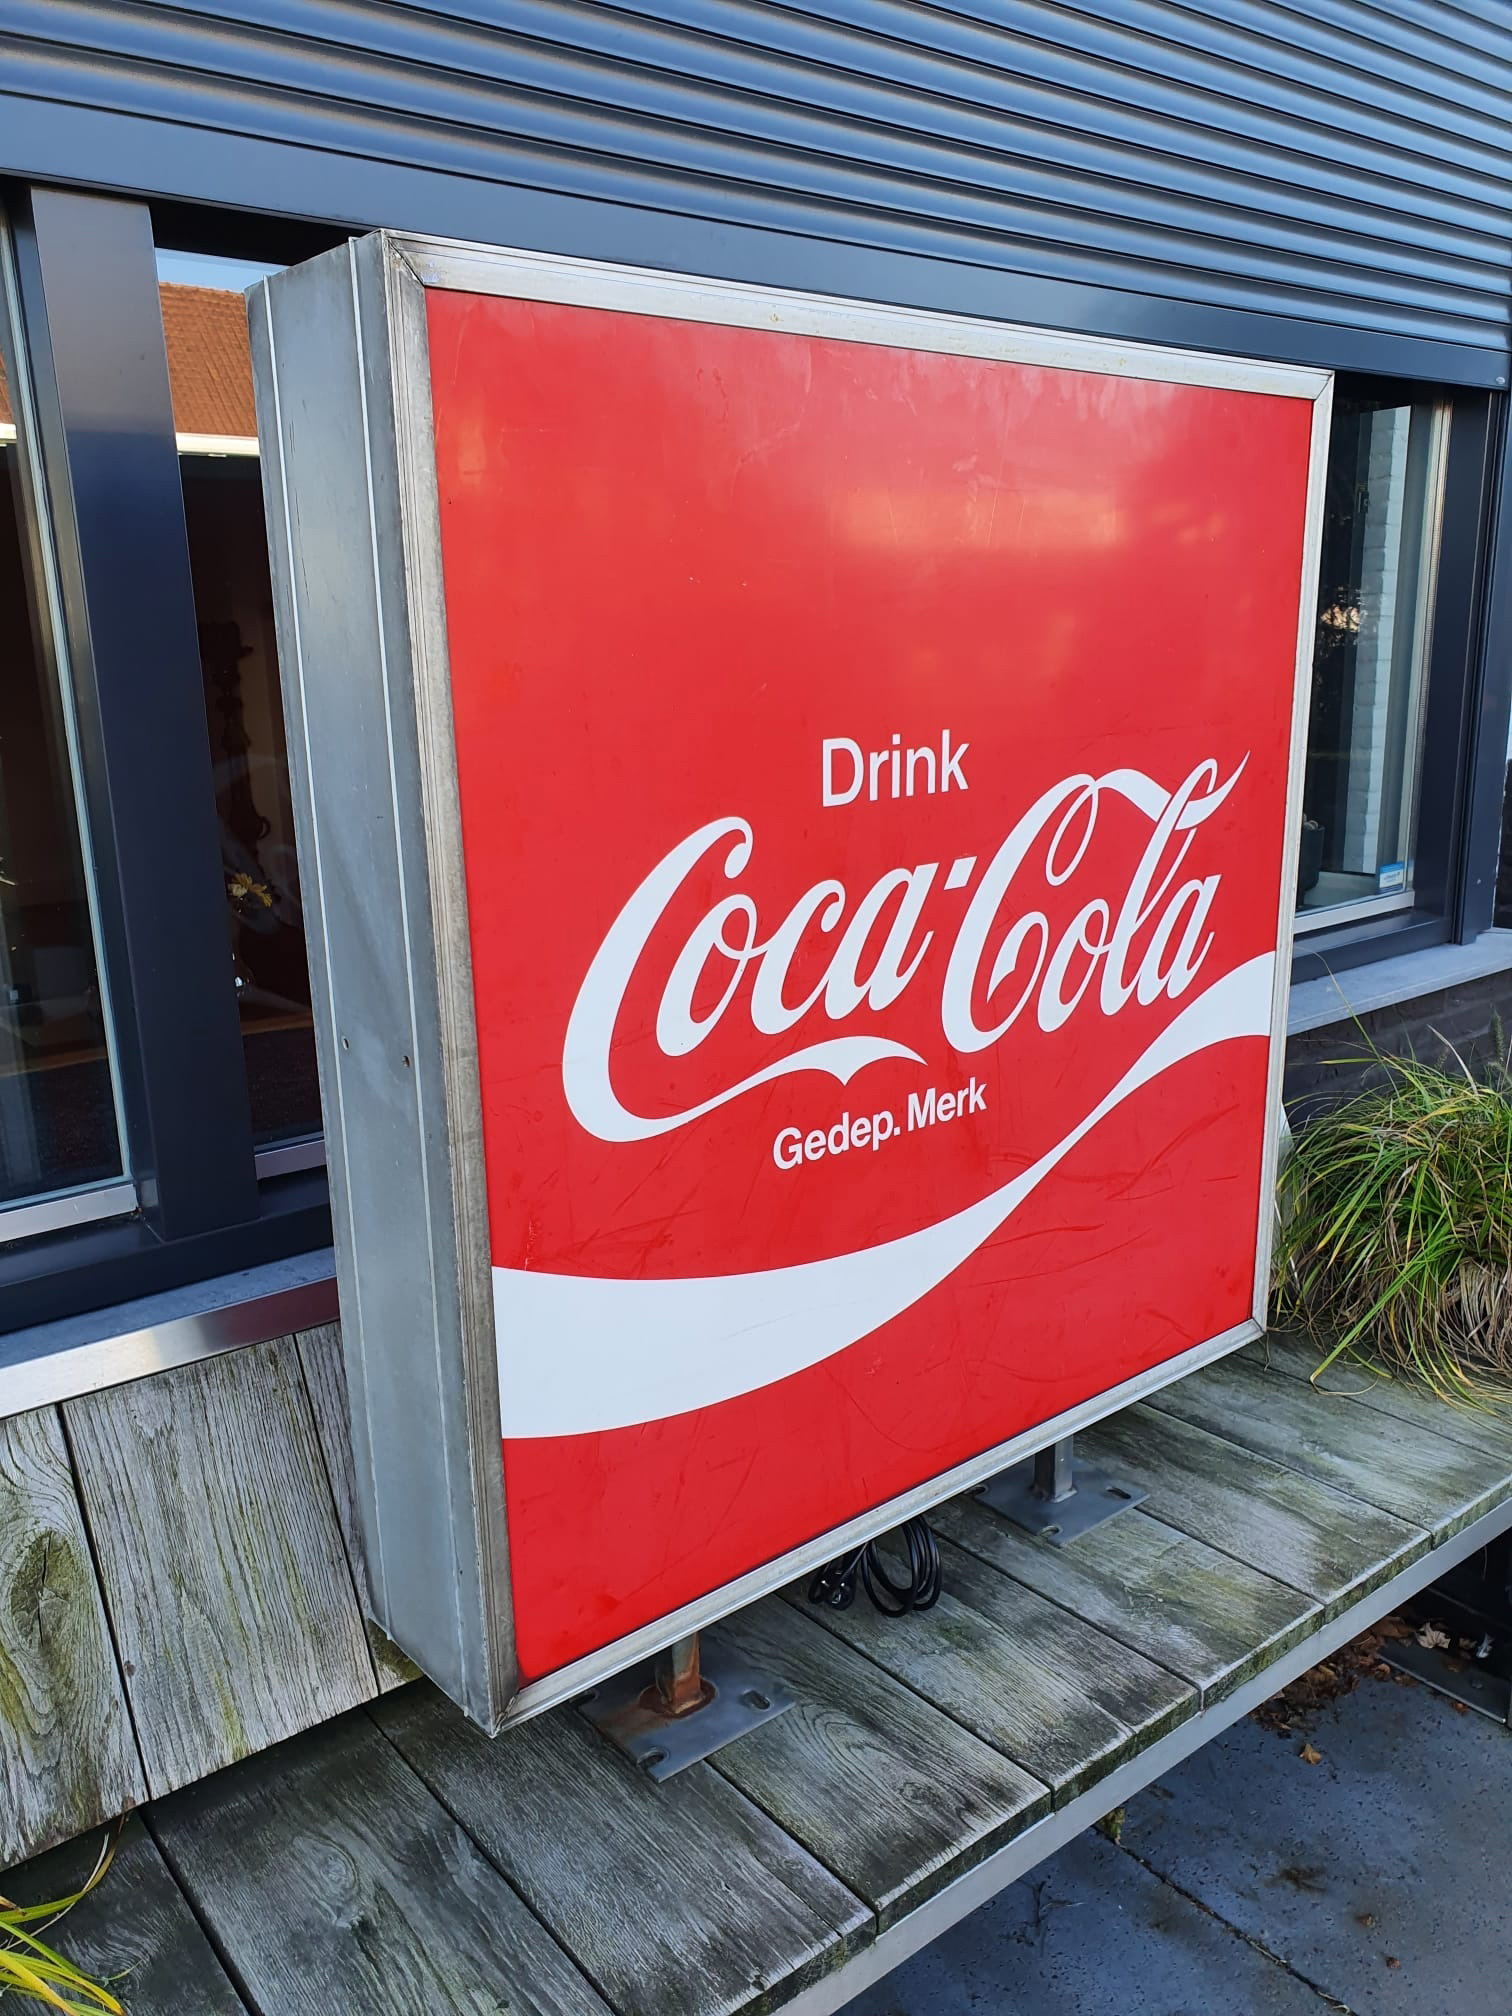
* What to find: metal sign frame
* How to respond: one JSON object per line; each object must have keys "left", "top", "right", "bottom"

{"left": 249, "top": 229, "right": 1330, "bottom": 1732}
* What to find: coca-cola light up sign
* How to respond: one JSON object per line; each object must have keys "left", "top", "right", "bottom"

{"left": 250, "top": 233, "right": 1330, "bottom": 1729}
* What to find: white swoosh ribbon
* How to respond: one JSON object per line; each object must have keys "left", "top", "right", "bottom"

{"left": 495, "top": 951, "right": 1274, "bottom": 1438}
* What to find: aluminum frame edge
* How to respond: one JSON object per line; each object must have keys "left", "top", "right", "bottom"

{"left": 249, "top": 257, "right": 387, "bottom": 1633}
{"left": 369, "top": 232, "right": 516, "bottom": 1729}
{"left": 1252, "top": 373, "right": 1334, "bottom": 1336}
{"left": 396, "top": 231, "right": 1334, "bottom": 401}
{"left": 250, "top": 235, "right": 517, "bottom": 1730}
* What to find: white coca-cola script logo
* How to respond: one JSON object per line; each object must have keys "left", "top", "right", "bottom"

{"left": 498, "top": 751, "right": 1276, "bottom": 1438}
{"left": 562, "top": 757, "right": 1245, "bottom": 1144}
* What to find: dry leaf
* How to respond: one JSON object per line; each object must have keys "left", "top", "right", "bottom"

{"left": 1386, "top": 1957, "right": 1401, "bottom": 1970}
{"left": 1253, "top": 1628, "right": 1395, "bottom": 1736}
{"left": 1299, "top": 1742, "right": 1323, "bottom": 1765}
{"left": 1416, "top": 1624, "right": 1450, "bottom": 1650}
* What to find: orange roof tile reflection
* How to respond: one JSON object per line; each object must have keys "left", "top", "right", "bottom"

{"left": 0, "top": 283, "right": 256, "bottom": 438}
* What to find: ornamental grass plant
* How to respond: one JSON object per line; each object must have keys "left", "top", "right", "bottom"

{"left": 0, "top": 1832, "right": 121, "bottom": 2014}
{"left": 1274, "top": 1039, "right": 1512, "bottom": 1401}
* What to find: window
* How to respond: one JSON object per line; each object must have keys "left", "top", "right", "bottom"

{"left": 156, "top": 249, "right": 322, "bottom": 1147}
{"left": 1298, "top": 388, "right": 1447, "bottom": 931}
{"left": 0, "top": 186, "right": 340, "bottom": 1332}
{"left": 0, "top": 254, "right": 124, "bottom": 1212}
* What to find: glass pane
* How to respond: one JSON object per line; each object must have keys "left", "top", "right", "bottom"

{"left": 0, "top": 271, "right": 123, "bottom": 1206}
{"left": 156, "top": 248, "right": 321, "bottom": 1145}
{"left": 1299, "top": 394, "right": 1443, "bottom": 924}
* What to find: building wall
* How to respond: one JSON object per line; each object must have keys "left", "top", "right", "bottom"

{"left": 1284, "top": 968, "right": 1512, "bottom": 1114}
{"left": 2, "top": 3, "right": 1510, "bottom": 384}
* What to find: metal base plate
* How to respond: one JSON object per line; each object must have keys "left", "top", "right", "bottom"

{"left": 575, "top": 1640, "right": 795, "bottom": 1780}
{"left": 977, "top": 1456, "right": 1147, "bottom": 1544}
{"left": 1380, "top": 1641, "right": 1512, "bottom": 1724}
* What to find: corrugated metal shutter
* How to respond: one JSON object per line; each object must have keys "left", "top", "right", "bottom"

{"left": 2, "top": 0, "right": 1509, "bottom": 367}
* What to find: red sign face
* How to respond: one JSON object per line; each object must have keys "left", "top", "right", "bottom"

{"left": 426, "top": 289, "right": 1312, "bottom": 1683}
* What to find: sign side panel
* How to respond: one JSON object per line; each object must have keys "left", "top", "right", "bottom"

{"left": 361, "top": 238, "right": 514, "bottom": 1720}
{"left": 252, "top": 243, "right": 505, "bottom": 1723}
{"left": 248, "top": 276, "right": 384, "bottom": 1617}
{"left": 1252, "top": 377, "right": 1334, "bottom": 1328}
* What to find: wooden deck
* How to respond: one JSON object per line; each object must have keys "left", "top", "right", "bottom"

{"left": 6, "top": 1334, "right": 1512, "bottom": 2016}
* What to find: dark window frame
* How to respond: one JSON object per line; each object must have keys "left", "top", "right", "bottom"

{"left": 0, "top": 174, "right": 1508, "bottom": 1334}
{"left": 0, "top": 184, "right": 337, "bottom": 1330}
{"left": 1291, "top": 384, "right": 1511, "bottom": 982}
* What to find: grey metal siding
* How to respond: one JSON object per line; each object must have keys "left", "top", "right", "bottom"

{"left": 0, "top": 1, "right": 1509, "bottom": 375}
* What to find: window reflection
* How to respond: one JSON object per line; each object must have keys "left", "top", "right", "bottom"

{"left": 0, "top": 300, "right": 122, "bottom": 1206}
{"left": 1300, "top": 392, "right": 1444, "bottom": 927}
{"left": 156, "top": 250, "right": 322, "bottom": 1144}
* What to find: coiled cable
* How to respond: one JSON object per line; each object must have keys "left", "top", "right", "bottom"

{"left": 807, "top": 1516, "right": 942, "bottom": 1616}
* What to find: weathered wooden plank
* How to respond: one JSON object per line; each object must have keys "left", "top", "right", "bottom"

{"left": 1078, "top": 1404, "right": 1427, "bottom": 1613}
{"left": 934, "top": 1496, "right": 1321, "bottom": 1705}
{"left": 153, "top": 1711, "right": 608, "bottom": 2016}
{"left": 1257, "top": 1333, "right": 1512, "bottom": 1464}
{"left": 0, "top": 1406, "right": 144, "bottom": 1868}
{"left": 64, "top": 1337, "right": 377, "bottom": 1797}
{"left": 294, "top": 1323, "right": 418, "bottom": 1692}
{"left": 785, "top": 1544, "right": 1191, "bottom": 1805}
{"left": 2, "top": 1816, "right": 246, "bottom": 2014}
{"left": 375, "top": 1679, "right": 871, "bottom": 2016}
{"left": 1148, "top": 1351, "right": 1512, "bottom": 1540}
{"left": 711, "top": 1595, "right": 1049, "bottom": 1925}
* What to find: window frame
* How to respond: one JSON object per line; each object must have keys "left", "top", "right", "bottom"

{"left": 0, "top": 218, "right": 132, "bottom": 1228}
{"left": 0, "top": 183, "right": 335, "bottom": 1329}
{"left": 1291, "top": 389, "right": 1449, "bottom": 941}
{"left": 1290, "top": 384, "right": 1508, "bottom": 983}
{"left": 0, "top": 177, "right": 1507, "bottom": 1335}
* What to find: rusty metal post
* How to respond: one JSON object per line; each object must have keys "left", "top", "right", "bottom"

{"left": 654, "top": 1632, "right": 711, "bottom": 1717}
{"left": 579, "top": 1624, "right": 793, "bottom": 1779}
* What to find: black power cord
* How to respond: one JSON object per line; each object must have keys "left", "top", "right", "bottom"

{"left": 807, "top": 1516, "right": 942, "bottom": 1617}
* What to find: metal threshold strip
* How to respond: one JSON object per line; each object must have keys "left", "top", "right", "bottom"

{"left": 0, "top": 1249, "right": 338, "bottom": 1418}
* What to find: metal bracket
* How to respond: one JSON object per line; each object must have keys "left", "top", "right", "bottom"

{"left": 976, "top": 1434, "right": 1146, "bottom": 1545}
{"left": 1379, "top": 1636, "right": 1512, "bottom": 1723}
{"left": 1377, "top": 1536, "right": 1512, "bottom": 1725}
{"left": 575, "top": 1630, "right": 794, "bottom": 1780}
